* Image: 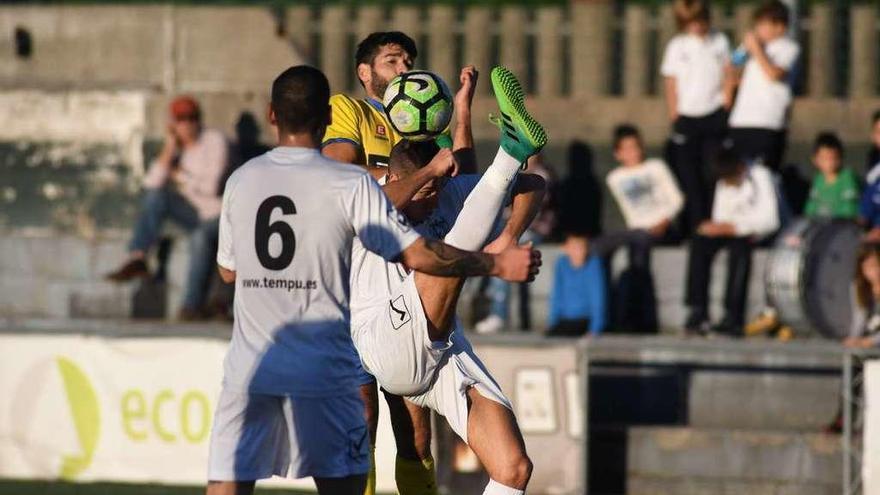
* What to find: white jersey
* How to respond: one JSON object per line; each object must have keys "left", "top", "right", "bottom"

{"left": 349, "top": 174, "right": 494, "bottom": 330}
{"left": 606, "top": 158, "right": 684, "bottom": 230}
{"left": 216, "top": 146, "right": 421, "bottom": 397}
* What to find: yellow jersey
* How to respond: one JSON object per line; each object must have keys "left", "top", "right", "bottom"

{"left": 322, "top": 94, "right": 403, "bottom": 168}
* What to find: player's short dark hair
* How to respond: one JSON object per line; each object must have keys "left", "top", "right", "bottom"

{"left": 673, "top": 0, "right": 710, "bottom": 30}
{"left": 613, "top": 124, "right": 642, "bottom": 149}
{"left": 714, "top": 145, "right": 746, "bottom": 181}
{"left": 872, "top": 109, "right": 880, "bottom": 126}
{"left": 813, "top": 131, "right": 844, "bottom": 156}
{"left": 270, "top": 65, "right": 330, "bottom": 134}
{"left": 754, "top": 0, "right": 790, "bottom": 26}
{"left": 355, "top": 31, "right": 418, "bottom": 68}
{"left": 389, "top": 140, "right": 439, "bottom": 175}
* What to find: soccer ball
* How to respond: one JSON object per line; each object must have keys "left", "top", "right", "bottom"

{"left": 383, "top": 70, "right": 453, "bottom": 141}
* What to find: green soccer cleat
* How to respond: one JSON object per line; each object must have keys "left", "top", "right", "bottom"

{"left": 490, "top": 66, "right": 548, "bottom": 165}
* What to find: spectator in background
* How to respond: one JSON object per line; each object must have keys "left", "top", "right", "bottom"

{"left": 597, "top": 124, "right": 684, "bottom": 332}
{"left": 803, "top": 133, "right": 860, "bottom": 219}
{"left": 547, "top": 233, "right": 607, "bottom": 337}
{"left": 661, "top": 0, "right": 732, "bottom": 233}
{"left": 106, "top": 96, "right": 229, "bottom": 320}
{"left": 684, "top": 146, "right": 780, "bottom": 336}
{"left": 728, "top": 0, "right": 800, "bottom": 173}
{"left": 557, "top": 140, "right": 602, "bottom": 238}
{"left": 865, "top": 110, "right": 880, "bottom": 183}
{"left": 747, "top": 132, "right": 861, "bottom": 337}
{"left": 476, "top": 154, "right": 556, "bottom": 334}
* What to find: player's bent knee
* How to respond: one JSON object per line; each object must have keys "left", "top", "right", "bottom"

{"left": 494, "top": 453, "right": 533, "bottom": 489}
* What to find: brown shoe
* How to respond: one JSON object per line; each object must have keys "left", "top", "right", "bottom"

{"left": 105, "top": 258, "right": 150, "bottom": 282}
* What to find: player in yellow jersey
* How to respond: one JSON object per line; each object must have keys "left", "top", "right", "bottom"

{"left": 322, "top": 31, "right": 479, "bottom": 495}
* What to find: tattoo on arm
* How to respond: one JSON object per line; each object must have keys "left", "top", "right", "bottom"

{"left": 421, "top": 239, "right": 494, "bottom": 277}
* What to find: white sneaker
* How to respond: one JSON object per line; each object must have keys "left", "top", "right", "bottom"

{"left": 475, "top": 315, "right": 505, "bottom": 334}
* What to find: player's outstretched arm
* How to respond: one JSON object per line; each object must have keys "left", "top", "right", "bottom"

{"left": 452, "top": 65, "right": 478, "bottom": 175}
{"left": 401, "top": 238, "right": 540, "bottom": 282}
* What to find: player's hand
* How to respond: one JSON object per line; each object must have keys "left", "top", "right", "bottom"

{"left": 427, "top": 148, "right": 459, "bottom": 179}
{"left": 865, "top": 228, "right": 880, "bottom": 243}
{"left": 483, "top": 232, "right": 516, "bottom": 255}
{"left": 454, "top": 65, "right": 478, "bottom": 116}
{"left": 648, "top": 219, "right": 671, "bottom": 238}
{"left": 493, "top": 242, "right": 542, "bottom": 283}
{"left": 743, "top": 31, "right": 761, "bottom": 56}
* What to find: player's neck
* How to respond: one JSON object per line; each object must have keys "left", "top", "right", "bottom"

{"left": 276, "top": 131, "right": 320, "bottom": 150}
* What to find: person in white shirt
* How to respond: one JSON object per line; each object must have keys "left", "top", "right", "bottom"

{"left": 684, "top": 145, "right": 780, "bottom": 336}
{"left": 105, "top": 96, "right": 230, "bottom": 320}
{"left": 597, "top": 125, "right": 684, "bottom": 332}
{"left": 728, "top": 0, "right": 801, "bottom": 173}
{"left": 661, "top": 0, "right": 733, "bottom": 232}
{"left": 206, "top": 65, "right": 538, "bottom": 495}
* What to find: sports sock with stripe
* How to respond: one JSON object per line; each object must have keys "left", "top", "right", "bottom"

{"left": 395, "top": 455, "right": 439, "bottom": 495}
{"left": 443, "top": 147, "right": 521, "bottom": 251}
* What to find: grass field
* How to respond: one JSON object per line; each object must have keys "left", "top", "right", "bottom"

{"left": 0, "top": 480, "right": 314, "bottom": 495}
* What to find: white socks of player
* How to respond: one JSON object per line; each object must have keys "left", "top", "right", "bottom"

{"left": 443, "top": 147, "right": 522, "bottom": 251}
{"left": 483, "top": 479, "right": 525, "bottom": 495}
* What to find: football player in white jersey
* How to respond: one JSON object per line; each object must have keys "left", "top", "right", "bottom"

{"left": 206, "top": 65, "right": 541, "bottom": 495}
{"left": 349, "top": 66, "right": 547, "bottom": 495}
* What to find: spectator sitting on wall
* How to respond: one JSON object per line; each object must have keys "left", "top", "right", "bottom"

{"left": 594, "top": 124, "right": 684, "bottom": 333}
{"left": 661, "top": 0, "right": 733, "bottom": 234}
{"left": 105, "top": 96, "right": 229, "bottom": 321}
{"left": 728, "top": 0, "right": 800, "bottom": 173}
{"left": 747, "top": 132, "right": 861, "bottom": 337}
{"left": 547, "top": 233, "right": 607, "bottom": 338}
{"left": 475, "top": 154, "right": 556, "bottom": 334}
{"left": 865, "top": 110, "right": 880, "bottom": 183}
{"left": 684, "top": 145, "right": 780, "bottom": 336}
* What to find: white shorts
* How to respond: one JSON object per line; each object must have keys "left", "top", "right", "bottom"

{"left": 407, "top": 331, "right": 512, "bottom": 444}
{"left": 207, "top": 388, "right": 370, "bottom": 481}
{"left": 353, "top": 273, "right": 457, "bottom": 396}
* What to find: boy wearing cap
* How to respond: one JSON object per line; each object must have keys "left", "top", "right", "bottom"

{"left": 106, "top": 96, "right": 231, "bottom": 320}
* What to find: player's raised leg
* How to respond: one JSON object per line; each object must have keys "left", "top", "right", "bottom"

{"left": 415, "top": 66, "right": 547, "bottom": 342}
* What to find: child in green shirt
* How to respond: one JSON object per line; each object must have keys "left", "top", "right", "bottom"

{"left": 804, "top": 132, "right": 860, "bottom": 219}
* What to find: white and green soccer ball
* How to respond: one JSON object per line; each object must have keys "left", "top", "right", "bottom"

{"left": 383, "top": 70, "right": 453, "bottom": 141}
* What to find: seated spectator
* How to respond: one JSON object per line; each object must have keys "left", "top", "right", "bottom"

{"left": 861, "top": 171, "right": 880, "bottom": 244}
{"left": 803, "top": 133, "right": 860, "bottom": 219}
{"left": 596, "top": 124, "right": 684, "bottom": 332}
{"left": 866, "top": 110, "right": 880, "bottom": 183}
{"left": 547, "top": 233, "right": 607, "bottom": 337}
{"left": 747, "top": 132, "right": 861, "bottom": 336}
{"left": 823, "top": 243, "right": 880, "bottom": 434}
{"left": 106, "top": 96, "right": 230, "bottom": 320}
{"left": 684, "top": 147, "right": 780, "bottom": 336}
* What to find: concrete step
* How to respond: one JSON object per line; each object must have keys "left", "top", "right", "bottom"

{"left": 626, "top": 427, "right": 841, "bottom": 494}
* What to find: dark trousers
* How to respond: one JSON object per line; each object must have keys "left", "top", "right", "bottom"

{"left": 685, "top": 235, "right": 753, "bottom": 326}
{"left": 593, "top": 230, "right": 658, "bottom": 332}
{"left": 729, "top": 127, "right": 787, "bottom": 172}
{"left": 672, "top": 109, "right": 728, "bottom": 233}
{"left": 548, "top": 319, "right": 590, "bottom": 338}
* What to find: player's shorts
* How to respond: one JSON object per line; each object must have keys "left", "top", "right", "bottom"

{"left": 207, "top": 387, "right": 370, "bottom": 481}
{"left": 407, "top": 330, "right": 512, "bottom": 444}
{"left": 352, "top": 273, "right": 458, "bottom": 396}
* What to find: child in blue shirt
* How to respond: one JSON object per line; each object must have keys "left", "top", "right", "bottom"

{"left": 547, "top": 233, "right": 608, "bottom": 336}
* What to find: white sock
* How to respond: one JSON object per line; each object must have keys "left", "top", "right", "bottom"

{"left": 483, "top": 479, "right": 524, "bottom": 495}
{"left": 443, "top": 147, "right": 520, "bottom": 251}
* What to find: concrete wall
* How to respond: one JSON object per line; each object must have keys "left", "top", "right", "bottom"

{"left": 1, "top": 3, "right": 878, "bottom": 146}
{"left": 0, "top": 232, "right": 771, "bottom": 332}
